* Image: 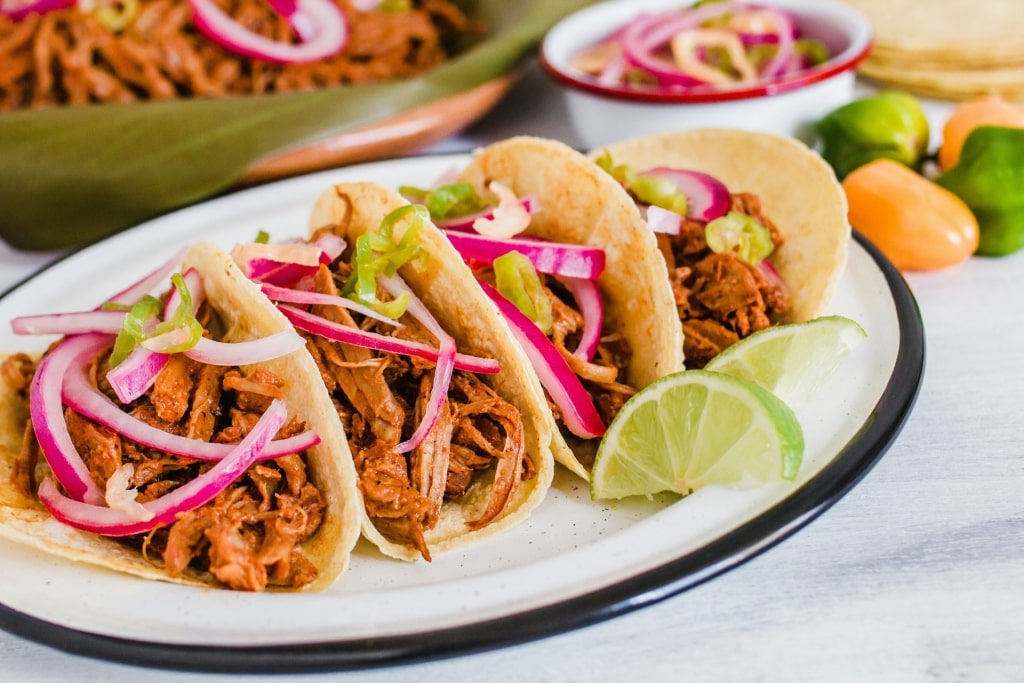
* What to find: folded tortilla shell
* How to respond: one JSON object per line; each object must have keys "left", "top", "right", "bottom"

{"left": 307, "top": 181, "right": 556, "bottom": 561}
{"left": 456, "top": 136, "right": 685, "bottom": 480}
{"left": 592, "top": 129, "right": 850, "bottom": 325}
{"left": 0, "top": 243, "right": 363, "bottom": 590}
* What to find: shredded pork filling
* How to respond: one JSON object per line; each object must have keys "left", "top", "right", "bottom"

{"left": 302, "top": 262, "right": 532, "bottom": 561}
{"left": 661, "top": 192, "right": 789, "bottom": 368}
{"left": 0, "top": 0, "right": 477, "bottom": 111}
{"left": 5, "top": 306, "right": 327, "bottom": 592}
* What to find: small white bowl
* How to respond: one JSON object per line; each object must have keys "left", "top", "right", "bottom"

{"left": 539, "top": 0, "right": 873, "bottom": 148}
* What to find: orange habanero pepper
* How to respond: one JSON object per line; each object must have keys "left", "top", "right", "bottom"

{"left": 842, "top": 159, "right": 979, "bottom": 271}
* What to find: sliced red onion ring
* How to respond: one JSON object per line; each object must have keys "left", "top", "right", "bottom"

{"left": 37, "top": 399, "right": 287, "bottom": 536}
{"left": 151, "top": 331, "right": 307, "bottom": 366}
{"left": 62, "top": 364, "right": 319, "bottom": 461}
{"left": 0, "top": 0, "right": 75, "bottom": 21}
{"left": 29, "top": 334, "right": 113, "bottom": 506}
{"left": 642, "top": 167, "right": 731, "bottom": 223}
{"left": 110, "top": 268, "right": 203, "bottom": 403}
{"left": 313, "top": 233, "right": 347, "bottom": 262}
{"left": 597, "top": 54, "right": 629, "bottom": 87}
{"left": 756, "top": 7, "right": 795, "bottom": 78}
{"left": 247, "top": 260, "right": 319, "bottom": 286}
{"left": 105, "top": 346, "right": 169, "bottom": 404}
{"left": 556, "top": 276, "right": 605, "bottom": 362}
{"left": 645, "top": 205, "right": 683, "bottom": 235}
{"left": 237, "top": 236, "right": 345, "bottom": 286}
{"left": 621, "top": 2, "right": 795, "bottom": 87}
{"left": 444, "top": 231, "right": 605, "bottom": 280}
{"left": 164, "top": 268, "right": 204, "bottom": 319}
{"left": 279, "top": 305, "right": 499, "bottom": 374}
{"left": 190, "top": 0, "right": 347, "bottom": 64}
{"left": 10, "top": 310, "right": 127, "bottom": 336}
{"left": 480, "top": 282, "right": 605, "bottom": 439}
{"left": 433, "top": 197, "right": 536, "bottom": 232}
{"left": 378, "top": 275, "right": 456, "bottom": 454}
{"left": 621, "top": 7, "right": 733, "bottom": 86}
{"left": 260, "top": 283, "right": 402, "bottom": 327}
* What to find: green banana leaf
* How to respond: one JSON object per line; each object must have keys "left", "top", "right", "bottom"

{"left": 0, "top": 0, "right": 596, "bottom": 251}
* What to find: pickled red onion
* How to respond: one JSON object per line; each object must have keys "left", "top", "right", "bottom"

{"left": 11, "top": 310, "right": 128, "bottom": 336}
{"left": 260, "top": 282, "right": 403, "bottom": 327}
{"left": 0, "top": 0, "right": 75, "bottom": 21}
{"left": 109, "top": 268, "right": 202, "bottom": 403}
{"left": 36, "top": 399, "right": 288, "bottom": 536}
{"left": 612, "top": 2, "right": 802, "bottom": 89}
{"left": 556, "top": 276, "right": 604, "bottom": 362}
{"left": 105, "top": 345, "right": 169, "bottom": 404}
{"left": 61, "top": 364, "right": 319, "bottom": 461}
{"left": 29, "top": 334, "right": 113, "bottom": 505}
{"left": 189, "top": 0, "right": 347, "bottom": 64}
{"left": 170, "top": 331, "right": 305, "bottom": 366}
{"left": 641, "top": 167, "right": 731, "bottom": 223}
{"left": 278, "top": 304, "right": 499, "bottom": 374}
{"left": 645, "top": 205, "right": 683, "bottom": 235}
{"left": 444, "top": 231, "right": 605, "bottom": 280}
{"left": 378, "top": 275, "right": 455, "bottom": 454}
{"left": 480, "top": 282, "right": 605, "bottom": 439}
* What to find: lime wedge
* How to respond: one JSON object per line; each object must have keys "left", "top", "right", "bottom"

{"left": 590, "top": 370, "right": 804, "bottom": 501}
{"left": 704, "top": 315, "right": 867, "bottom": 409}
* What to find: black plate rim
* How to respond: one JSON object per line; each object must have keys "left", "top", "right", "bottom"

{"left": 0, "top": 231, "right": 925, "bottom": 673}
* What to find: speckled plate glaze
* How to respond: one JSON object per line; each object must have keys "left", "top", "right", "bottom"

{"left": 0, "top": 154, "right": 924, "bottom": 673}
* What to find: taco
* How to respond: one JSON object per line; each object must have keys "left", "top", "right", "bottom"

{"left": 234, "top": 182, "right": 555, "bottom": 561}
{"left": 0, "top": 243, "right": 362, "bottom": 591}
{"left": 402, "top": 135, "right": 685, "bottom": 481}
{"left": 589, "top": 128, "right": 850, "bottom": 369}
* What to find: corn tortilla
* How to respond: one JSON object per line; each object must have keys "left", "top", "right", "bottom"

{"left": 307, "top": 182, "right": 556, "bottom": 561}
{"left": 592, "top": 129, "right": 850, "bottom": 327}
{"left": 0, "top": 243, "right": 363, "bottom": 590}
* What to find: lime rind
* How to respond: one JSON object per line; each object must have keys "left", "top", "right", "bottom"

{"left": 590, "top": 370, "right": 804, "bottom": 501}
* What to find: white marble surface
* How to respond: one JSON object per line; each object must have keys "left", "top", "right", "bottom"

{"left": 3, "top": 63, "right": 1023, "bottom": 682}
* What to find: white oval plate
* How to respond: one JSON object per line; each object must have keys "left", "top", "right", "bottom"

{"left": 0, "top": 154, "right": 924, "bottom": 672}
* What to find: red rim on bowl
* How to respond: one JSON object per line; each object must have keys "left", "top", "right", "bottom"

{"left": 539, "top": 0, "right": 874, "bottom": 104}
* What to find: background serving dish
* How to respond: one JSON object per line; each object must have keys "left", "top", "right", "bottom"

{"left": 0, "top": 0, "right": 594, "bottom": 252}
{"left": 539, "top": 0, "right": 873, "bottom": 148}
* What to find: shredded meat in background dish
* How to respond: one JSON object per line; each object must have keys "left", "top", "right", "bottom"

{"left": 302, "top": 262, "right": 532, "bottom": 561}
{"left": 662, "top": 192, "right": 789, "bottom": 368}
{"left": 0, "top": 0, "right": 478, "bottom": 111}
{"left": 46, "top": 313, "right": 327, "bottom": 592}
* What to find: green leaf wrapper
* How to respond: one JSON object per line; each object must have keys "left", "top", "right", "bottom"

{"left": 0, "top": 0, "right": 596, "bottom": 251}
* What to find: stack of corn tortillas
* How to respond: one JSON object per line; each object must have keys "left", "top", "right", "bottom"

{"left": 841, "top": 0, "right": 1024, "bottom": 101}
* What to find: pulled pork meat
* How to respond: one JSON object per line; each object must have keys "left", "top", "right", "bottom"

{"left": 302, "top": 263, "right": 532, "bottom": 561}
{"left": 662, "top": 192, "right": 789, "bottom": 368}
{"left": 56, "top": 333, "right": 325, "bottom": 592}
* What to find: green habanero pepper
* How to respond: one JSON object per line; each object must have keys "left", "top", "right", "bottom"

{"left": 815, "top": 91, "right": 930, "bottom": 179}
{"left": 936, "top": 126, "right": 1024, "bottom": 256}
